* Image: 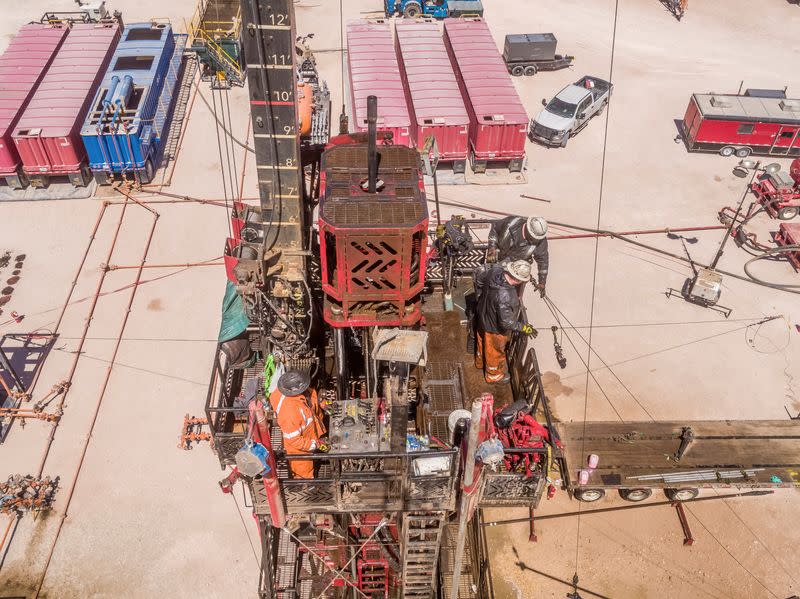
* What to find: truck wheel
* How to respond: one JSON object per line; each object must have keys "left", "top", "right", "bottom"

{"left": 524, "top": 65, "right": 537, "bottom": 76}
{"left": 403, "top": 2, "right": 421, "bottom": 17}
{"left": 665, "top": 487, "right": 699, "bottom": 502}
{"left": 778, "top": 206, "right": 799, "bottom": 220}
{"left": 560, "top": 135, "right": 569, "bottom": 148}
{"left": 511, "top": 65, "right": 524, "bottom": 77}
{"left": 619, "top": 488, "right": 652, "bottom": 502}
{"left": 597, "top": 100, "right": 608, "bottom": 116}
{"left": 719, "top": 146, "right": 736, "bottom": 157}
{"left": 574, "top": 488, "right": 605, "bottom": 502}
{"left": 735, "top": 147, "right": 752, "bottom": 158}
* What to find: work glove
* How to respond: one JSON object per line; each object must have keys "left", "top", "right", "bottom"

{"left": 521, "top": 324, "right": 538, "bottom": 338}
{"left": 536, "top": 282, "right": 546, "bottom": 298}
{"left": 486, "top": 247, "right": 498, "bottom": 263}
{"left": 316, "top": 438, "right": 331, "bottom": 453}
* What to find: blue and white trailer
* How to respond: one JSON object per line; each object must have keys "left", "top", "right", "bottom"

{"left": 81, "top": 21, "right": 186, "bottom": 184}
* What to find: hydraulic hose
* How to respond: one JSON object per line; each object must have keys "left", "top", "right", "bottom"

{"left": 743, "top": 246, "right": 800, "bottom": 288}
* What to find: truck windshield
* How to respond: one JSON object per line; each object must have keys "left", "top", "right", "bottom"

{"left": 546, "top": 97, "right": 577, "bottom": 118}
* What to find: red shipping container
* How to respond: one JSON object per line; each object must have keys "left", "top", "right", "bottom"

{"left": 443, "top": 18, "right": 528, "bottom": 171}
{"left": 0, "top": 23, "right": 68, "bottom": 188}
{"left": 395, "top": 19, "right": 469, "bottom": 172}
{"left": 682, "top": 93, "right": 800, "bottom": 158}
{"left": 13, "top": 22, "right": 120, "bottom": 186}
{"left": 347, "top": 20, "right": 412, "bottom": 148}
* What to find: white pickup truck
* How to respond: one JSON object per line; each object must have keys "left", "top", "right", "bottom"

{"left": 529, "top": 75, "right": 612, "bottom": 147}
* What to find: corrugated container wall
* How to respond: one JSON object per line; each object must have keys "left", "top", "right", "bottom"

{"left": 347, "top": 20, "right": 411, "bottom": 147}
{"left": 13, "top": 22, "right": 121, "bottom": 182}
{"left": 80, "top": 22, "right": 186, "bottom": 180}
{"left": 395, "top": 19, "right": 469, "bottom": 171}
{"left": 443, "top": 18, "right": 528, "bottom": 166}
{"left": 0, "top": 23, "right": 69, "bottom": 186}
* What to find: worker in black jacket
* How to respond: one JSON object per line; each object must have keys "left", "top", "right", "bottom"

{"left": 486, "top": 215, "right": 549, "bottom": 297}
{"left": 474, "top": 261, "right": 537, "bottom": 384}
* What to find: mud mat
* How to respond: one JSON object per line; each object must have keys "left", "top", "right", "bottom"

{"left": 0, "top": 180, "right": 96, "bottom": 201}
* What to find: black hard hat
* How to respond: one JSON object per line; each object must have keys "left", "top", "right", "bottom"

{"left": 277, "top": 370, "right": 310, "bottom": 396}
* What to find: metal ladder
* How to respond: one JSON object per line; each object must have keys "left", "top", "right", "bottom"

{"left": 401, "top": 512, "right": 447, "bottom": 599}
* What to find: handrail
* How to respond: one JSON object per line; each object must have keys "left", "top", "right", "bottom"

{"left": 197, "top": 29, "right": 241, "bottom": 80}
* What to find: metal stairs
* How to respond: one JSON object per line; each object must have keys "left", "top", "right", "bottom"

{"left": 401, "top": 512, "right": 447, "bottom": 599}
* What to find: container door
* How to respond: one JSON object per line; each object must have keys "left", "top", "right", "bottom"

{"left": 770, "top": 125, "right": 800, "bottom": 155}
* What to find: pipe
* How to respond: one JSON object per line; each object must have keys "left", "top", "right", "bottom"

{"left": 334, "top": 328, "right": 348, "bottom": 402}
{"left": 367, "top": 95, "right": 378, "bottom": 194}
{"left": 481, "top": 489, "right": 775, "bottom": 528}
{"left": 105, "top": 259, "right": 223, "bottom": 270}
{"left": 249, "top": 400, "right": 286, "bottom": 528}
{"left": 35, "top": 202, "right": 128, "bottom": 478}
{"left": 548, "top": 225, "right": 726, "bottom": 240}
{"left": 449, "top": 397, "right": 486, "bottom": 599}
{"left": 33, "top": 209, "right": 159, "bottom": 598}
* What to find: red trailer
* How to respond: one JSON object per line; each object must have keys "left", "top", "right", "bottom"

{"left": 395, "top": 19, "right": 470, "bottom": 173}
{"left": 0, "top": 23, "right": 69, "bottom": 189}
{"left": 443, "top": 18, "right": 528, "bottom": 173}
{"left": 682, "top": 91, "right": 800, "bottom": 158}
{"left": 347, "top": 20, "right": 412, "bottom": 148}
{"left": 13, "top": 22, "right": 120, "bottom": 188}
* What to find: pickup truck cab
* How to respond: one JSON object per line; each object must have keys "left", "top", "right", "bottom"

{"left": 529, "top": 75, "right": 612, "bottom": 147}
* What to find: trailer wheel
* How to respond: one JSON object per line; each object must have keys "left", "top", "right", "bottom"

{"left": 140, "top": 159, "right": 155, "bottom": 185}
{"left": 777, "top": 206, "right": 799, "bottom": 220}
{"left": 735, "top": 147, "right": 752, "bottom": 158}
{"left": 665, "top": 487, "right": 699, "bottom": 502}
{"left": 619, "top": 488, "right": 652, "bottom": 502}
{"left": 403, "top": 1, "right": 421, "bottom": 17}
{"left": 719, "top": 146, "right": 736, "bottom": 157}
{"left": 574, "top": 488, "right": 605, "bottom": 502}
{"left": 524, "top": 65, "right": 537, "bottom": 76}
{"left": 511, "top": 65, "right": 525, "bottom": 77}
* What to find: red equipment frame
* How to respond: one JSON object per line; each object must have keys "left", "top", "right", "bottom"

{"left": 318, "top": 137, "right": 428, "bottom": 328}
{"left": 775, "top": 222, "right": 800, "bottom": 271}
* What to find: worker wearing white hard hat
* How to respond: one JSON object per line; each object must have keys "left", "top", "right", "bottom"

{"left": 486, "top": 215, "right": 549, "bottom": 297}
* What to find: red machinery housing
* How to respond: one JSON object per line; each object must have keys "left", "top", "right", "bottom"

{"left": 318, "top": 132, "right": 428, "bottom": 328}
{"left": 682, "top": 91, "right": 800, "bottom": 158}
{"left": 750, "top": 158, "right": 800, "bottom": 221}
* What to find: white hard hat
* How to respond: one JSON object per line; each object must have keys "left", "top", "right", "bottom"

{"left": 525, "top": 216, "right": 548, "bottom": 241}
{"left": 504, "top": 260, "right": 532, "bottom": 282}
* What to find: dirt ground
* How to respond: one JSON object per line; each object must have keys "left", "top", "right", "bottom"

{"left": 1, "top": 0, "right": 799, "bottom": 598}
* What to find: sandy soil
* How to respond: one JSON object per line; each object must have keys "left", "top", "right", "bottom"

{"left": 0, "top": 0, "right": 799, "bottom": 598}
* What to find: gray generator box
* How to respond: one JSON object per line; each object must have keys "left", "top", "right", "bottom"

{"left": 447, "top": 1, "right": 484, "bottom": 16}
{"left": 503, "top": 33, "right": 557, "bottom": 63}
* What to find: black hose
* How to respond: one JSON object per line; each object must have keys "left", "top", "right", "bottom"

{"left": 194, "top": 76, "right": 255, "bottom": 154}
{"left": 743, "top": 246, "right": 800, "bottom": 288}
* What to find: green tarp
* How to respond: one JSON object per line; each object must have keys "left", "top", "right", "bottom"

{"left": 218, "top": 281, "right": 250, "bottom": 342}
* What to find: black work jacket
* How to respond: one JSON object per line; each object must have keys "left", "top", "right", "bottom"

{"left": 474, "top": 265, "right": 523, "bottom": 335}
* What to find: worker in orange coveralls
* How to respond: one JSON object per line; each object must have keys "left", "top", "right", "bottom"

{"left": 474, "top": 260, "right": 537, "bottom": 384}
{"left": 269, "top": 370, "right": 327, "bottom": 479}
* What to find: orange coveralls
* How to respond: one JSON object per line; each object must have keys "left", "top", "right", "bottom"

{"left": 269, "top": 388, "right": 326, "bottom": 479}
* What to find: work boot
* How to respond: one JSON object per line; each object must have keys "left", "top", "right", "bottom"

{"left": 488, "top": 374, "right": 511, "bottom": 385}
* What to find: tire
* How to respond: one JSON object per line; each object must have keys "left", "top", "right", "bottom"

{"left": 140, "top": 158, "right": 155, "bottom": 185}
{"left": 735, "top": 147, "right": 752, "bottom": 158}
{"left": 511, "top": 65, "right": 524, "bottom": 77}
{"left": 574, "top": 488, "right": 605, "bottom": 502}
{"left": 665, "top": 487, "right": 699, "bottom": 502}
{"left": 597, "top": 100, "right": 608, "bottom": 116}
{"left": 777, "top": 206, "right": 799, "bottom": 220}
{"left": 719, "top": 146, "right": 736, "bottom": 157}
{"left": 619, "top": 488, "right": 652, "bottom": 502}
{"left": 524, "top": 65, "right": 537, "bottom": 76}
{"left": 403, "top": 2, "right": 421, "bottom": 17}
{"left": 560, "top": 135, "right": 569, "bottom": 148}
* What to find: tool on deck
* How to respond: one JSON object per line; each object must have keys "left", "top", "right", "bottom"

{"left": 673, "top": 426, "right": 695, "bottom": 461}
